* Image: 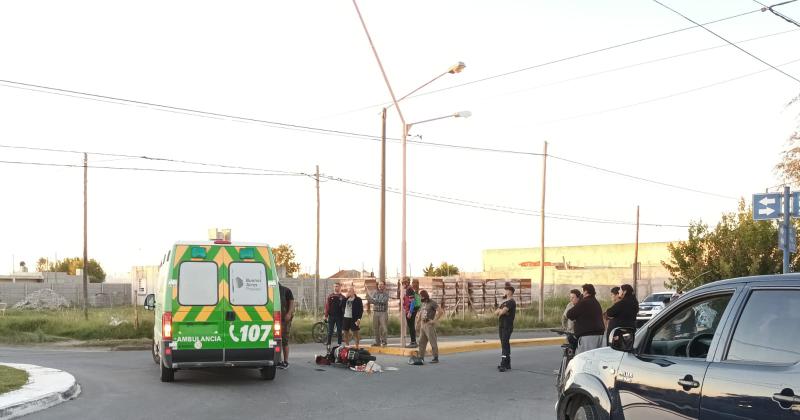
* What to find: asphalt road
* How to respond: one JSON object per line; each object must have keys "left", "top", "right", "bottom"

{"left": 1, "top": 340, "right": 562, "bottom": 420}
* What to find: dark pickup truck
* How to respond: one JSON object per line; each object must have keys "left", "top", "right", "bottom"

{"left": 556, "top": 274, "right": 800, "bottom": 420}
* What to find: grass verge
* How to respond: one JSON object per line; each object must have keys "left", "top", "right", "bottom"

{"left": 0, "top": 365, "right": 29, "bottom": 394}
{"left": 0, "top": 297, "right": 612, "bottom": 345}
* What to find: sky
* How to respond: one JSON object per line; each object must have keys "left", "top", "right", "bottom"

{"left": 1, "top": 0, "right": 799, "bottom": 280}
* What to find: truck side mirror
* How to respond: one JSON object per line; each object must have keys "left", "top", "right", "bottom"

{"left": 610, "top": 327, "right": 636, "bottom": 352}
{"left": 143, "top": 294, "right": 156, "bottom": 310}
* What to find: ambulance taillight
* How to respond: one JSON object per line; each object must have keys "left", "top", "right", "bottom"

{"left": 274, "top": 311, "right": 282, "bottom": 339}
{"left": 162, "top": 312, "right": 173, "bottom": 340}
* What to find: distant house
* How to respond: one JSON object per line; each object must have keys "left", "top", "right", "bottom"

{"left": 328, "top": 269, "right": 374, "bottom": 279}
{"left": 0, "top": 272, "right": 44, "bottom": 284}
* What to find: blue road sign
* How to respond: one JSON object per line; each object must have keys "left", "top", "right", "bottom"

{"left": 780, "top": 225, "right": 798, "bottom": 253}
{"left": 753, "top": 193, "right": 783, "bottom": 220}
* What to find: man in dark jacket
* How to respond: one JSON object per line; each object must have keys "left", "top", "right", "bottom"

{"left": 324, "top": 282, "right": 345, "bottom": 348}
{"left": 566, "top": 284, "right": 605, "bottom": 355}
{"left": 341, "top": 286, "right": 364, "bottom": 348}
{"left": 605, "top": 284, "right": 639, "bottom": 344}
{"left": 495, "top": 283, "right": 517, "bottom": 372}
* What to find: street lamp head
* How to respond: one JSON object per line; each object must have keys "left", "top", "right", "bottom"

{"left": 448, "top": 62, "right": 466, "bottom": 74}
{"left": 454, "top": 110, "right": 472, "bottom": 118}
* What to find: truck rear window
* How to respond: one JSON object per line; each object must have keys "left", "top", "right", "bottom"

{"left": 178, "top": 262, "right": 218, "bottom": 306}
{"left": 229, "top": 262, "right": 268, "bottom": 306}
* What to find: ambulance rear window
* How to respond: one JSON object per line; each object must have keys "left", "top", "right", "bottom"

{"left": 178, "top": 262, "right": 218, "bottom": 306}
{"left": 229, "top": 262, "right": 268, "bottom": 306}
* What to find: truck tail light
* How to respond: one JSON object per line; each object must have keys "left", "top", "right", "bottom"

{"left": 162, "top": 312, "right": 173, "bottom": 340}
{"left": 274, "top": 311, "right": 282, "bottom": 338}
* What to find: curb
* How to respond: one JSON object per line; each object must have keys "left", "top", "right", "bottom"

{"left": 111, "top": 345, "right": 150, "bottom": 351}
{"left": 0, "top": 363, "right": 80, "bottom": 420}
{"left": 368, "top": 336, "right": 565, "bottom": 357}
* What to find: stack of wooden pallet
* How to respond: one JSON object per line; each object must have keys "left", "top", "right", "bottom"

{"left": 467, "top": 280, "right": 485, "bottom": 312}
{"left": 517, "top": 279, "right": 533, "bottom": 308}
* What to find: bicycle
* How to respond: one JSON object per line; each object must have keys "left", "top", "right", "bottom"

{"left": 311, "top": 319, "right": 328, "bottom": 344}
{"left": 550, "top": 328, "right": 577, "bottom": 393}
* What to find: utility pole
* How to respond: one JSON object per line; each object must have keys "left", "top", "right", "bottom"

{"left": 634, "top": 205, "right": 640, "bottom": 298}
{"left": 379, "top": 108, "right": 387, "bottom": 285}
{"left": 83, "top": 153, "right": 89, "bottom": 321}
{"left": 783, "top": 186, "right": 791, "bottom": 273}
{"left": 315, "top": 165, "right": 321, "bottom": 319}
{"left": 538, "top": 141, "right": 547, "bottom": 322}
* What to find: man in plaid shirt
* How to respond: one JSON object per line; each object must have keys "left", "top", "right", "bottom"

{"left": 368, "top": 281, "right": 390, "bottom": 347}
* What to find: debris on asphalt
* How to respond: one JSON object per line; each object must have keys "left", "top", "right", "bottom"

{"left": 12, "top": 289, "right": 71, "bottom": 310}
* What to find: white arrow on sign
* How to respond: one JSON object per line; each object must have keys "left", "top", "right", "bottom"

{"left": 760, "top": 197, "right": 776, "bottom": 206}
{"left": 759, "top": 207, "right": 776, "bottom": 216}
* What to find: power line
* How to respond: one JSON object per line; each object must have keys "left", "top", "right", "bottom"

{"left": 321, "top": 174, "right": 689, "bottom": 227}
{"left": 652, "top": 0, "right": 800, "bottom": 84}
{"left": 0, "top": 159, "right": 308, "bottom": 177}
{"left": 549, "top": 155, "right": 738, "bottom": 200}
{"left": 539, "top": 56, "right": 800, "bottom": 126}
{"left": 0, "top": 144, "right": 315, "bottom": 176}
{"left": 0, "top": 140, "right": 737, "bottom": 200}
{"left": 0, "top": 157, "right": 689, "bottom": 228}
{"left": 480, "top": 27, "right": 799, "bottom": 101}
{"left": 323, "top": 7, "right": 765, "bottom": 118}
{"left": 0, "top": 79, "right": 527, "bottom": 156}
{"left": 754, "top": 0, "right": 800, "bottom": 28}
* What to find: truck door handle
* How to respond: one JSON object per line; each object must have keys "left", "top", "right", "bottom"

{"left": 226, "top": 311, "right": 235, "bottom": 321}
{"left": 678, "top": 375, "right": 700, "bottom": 390}
{"left": 773, "top": 389, "right": 800, "bottom": 407}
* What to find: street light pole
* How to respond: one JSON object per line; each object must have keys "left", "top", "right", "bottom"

{"left": 401, "top": 111, "right": 472, "bottom": 284}
{"left": 379, "top": 108, "right": 387, "bottom": 285}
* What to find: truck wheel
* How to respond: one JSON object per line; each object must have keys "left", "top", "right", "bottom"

{"left": 260, "top": 366, "right": 276, "bottom": 380}
{"left": 160, "top": 361, "right": 175, "bottom": 382}
{"left": 151, "top": 340, "right": 160, "bottom": 365}
{"left": 571, "top": 400, "right": 598, "bottom": 420}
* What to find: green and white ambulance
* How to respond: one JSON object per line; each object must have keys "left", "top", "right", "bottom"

{"left": 144, "top": 235, "right": 282, "bottom": 382}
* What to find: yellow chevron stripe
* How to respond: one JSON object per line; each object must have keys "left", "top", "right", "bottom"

{"left": 173, "top": 307, "right": 192, "bottom": 322}
{"left": 173, "top": 246, "right": 188, "bottom": 268}
{"left": 256, "top": 247, "right": 272, "bottom": 268}
{"left": 214, "top": 247, "right": 227, "bottom": 267}
{"left": 254, "top": 306, "right": 272, "bottom": 321}
{"left": 172, "top": 286, "right": 177, "bottom": 300}
{"left": 195, "top": 306, "right": 216, "bottom": 322}
{"left": 232, "top": 306, "right": 252, "bottom": 321}
{"left": 268, "top": 287, "right": 274, "bottom": 302}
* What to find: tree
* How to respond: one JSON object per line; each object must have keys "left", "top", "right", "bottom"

{"left": 423, "top": 262, "right": 460, "bottom": 277}
{"left": 661, "top": 200, "right": 797, "bottom": 292}
{"left": 47, "top": 257, "right": 107, "bottom": 283}
{"left": 36, "top": 258, "right": 48, "bottom": 272}
{"left": 774, "top": 96, "right": 800, "bottom": 183}
{"left": 272, "top": 244, "right": 301, "bottom": 278}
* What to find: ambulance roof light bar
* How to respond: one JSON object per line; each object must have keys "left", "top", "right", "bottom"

{"left": 208, "top": 228, "right": 232, "bottom": 244}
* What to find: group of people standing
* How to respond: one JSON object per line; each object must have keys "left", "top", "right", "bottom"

{"left": 322, "top": 278, "right": 518, "bottom": 368}
{"left": 562, "top": 283, "right": 639, "bottom": 355}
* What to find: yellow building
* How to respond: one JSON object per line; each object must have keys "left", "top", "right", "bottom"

{"left": 481, "top": 242, "right": 676, "bottom": 298}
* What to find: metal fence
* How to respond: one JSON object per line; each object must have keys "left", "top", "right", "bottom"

{"left": 0, "top": 283, "right": 132, "bottom": 308}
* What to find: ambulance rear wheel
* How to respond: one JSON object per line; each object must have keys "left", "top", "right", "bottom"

{"left": 260, "top": 366, "right": 276, "bottom": 380}
{"left": 151, "top": 340, "right": 160, "bottom": 365}
{"left": 160, "top": 362, "right": 175, "bottom": 382}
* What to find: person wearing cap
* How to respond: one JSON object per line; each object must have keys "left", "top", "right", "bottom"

{"left": 415, "top": 290, "right": 442, "bottom": 364}
{"left": 494, "top": 283, "right": 517, "bottom": 372}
